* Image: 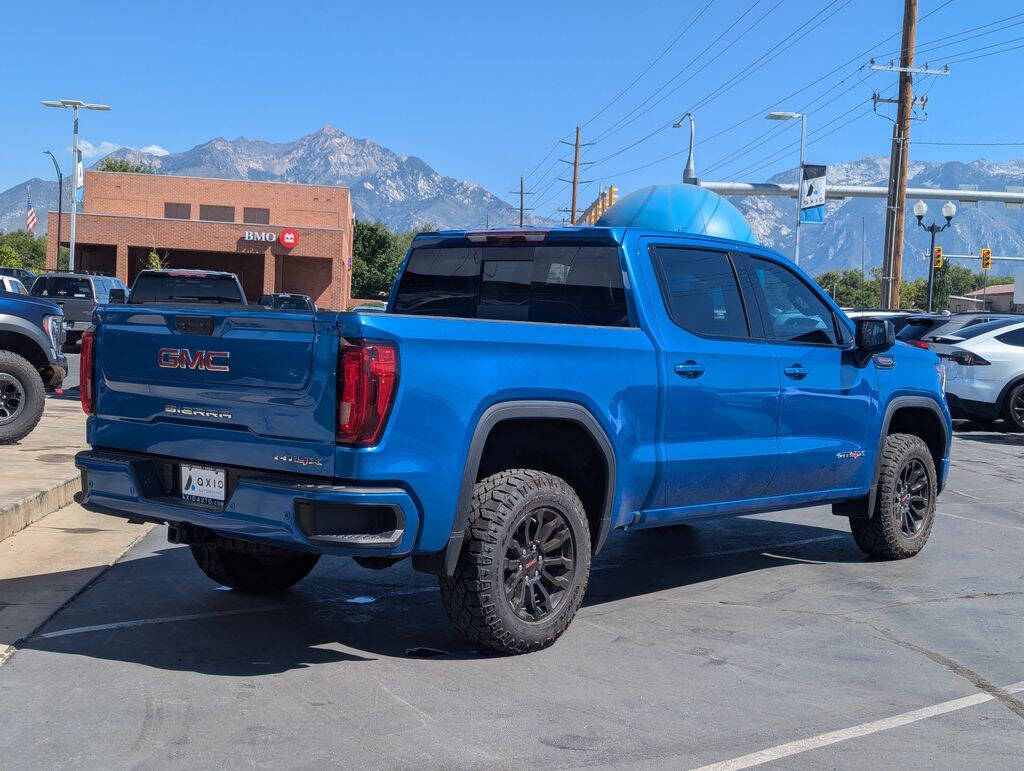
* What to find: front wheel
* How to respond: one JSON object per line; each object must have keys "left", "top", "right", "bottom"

{"left": 0, "top": 350, "right": 45, "bottom": 445}
{"left": 440, "top": 469, "right": 591, "bottom": 654}
{"left": 190, "top": 536, "right": 319, "bottom": 592}
{"left": 849, "top": 433, "right": 936, "bottom": 559}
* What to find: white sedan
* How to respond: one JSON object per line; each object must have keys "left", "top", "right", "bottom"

{"left": 937, "top": 318, "right": 1024, "bottom": 430}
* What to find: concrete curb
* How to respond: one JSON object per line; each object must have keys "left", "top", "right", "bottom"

{"left": 0, "top": 474, "right": 80, "bottom": 543}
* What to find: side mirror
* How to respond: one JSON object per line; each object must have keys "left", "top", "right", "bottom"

{"left": 108, "top": 288, "right": 126, "bottom": 304}
{"left": 856, "top": 318, "right": 895, "bottom": 352}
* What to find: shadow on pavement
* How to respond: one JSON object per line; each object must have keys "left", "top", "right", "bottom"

{"left": 7, "top": 518, "right": 861, "bottom": 676}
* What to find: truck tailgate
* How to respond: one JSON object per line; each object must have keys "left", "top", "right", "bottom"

{"left": 91, "top": 305, "right": 339, "bottom": 477}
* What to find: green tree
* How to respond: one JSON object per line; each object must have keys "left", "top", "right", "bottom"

{"left": 0, "top": 230, "right": 46, "bottom": 272}
{"left": 94, "top": 157, "right": 153, "bottom": 174}
{"left": 0, "top": 243, "right": 21, "bottom": 268}
{"left": 814, "top": 269, "right": 880, "bottom": 308}
{"left": 145, "top": 249, "right": 167, "bottom": 270}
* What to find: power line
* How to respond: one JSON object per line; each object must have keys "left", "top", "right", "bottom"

{"left": 589, "top": 0, "right": 773, "bottom": 145}
{"left": 587, "top": 0, "right": 855, "bottom": 171}
{"left": 912, "top": 140, "right": 1024, "bottom": 146}
{"left": 877, "top": 10, "right": 1024, "bottom": 60}
{"left": 582, "top": 0, "right": 715, "bottom": 128}
{"left": 943, "top": 37, "right": 1024, "bottom": 64}
{"left": 588, "top": 0, "right": 953, "bottom": 182}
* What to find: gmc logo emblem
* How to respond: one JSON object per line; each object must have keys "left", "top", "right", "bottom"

{"left": 158, "top": 348, "right": 230, "bottom": 372}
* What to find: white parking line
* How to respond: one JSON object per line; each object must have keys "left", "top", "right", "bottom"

{"left": 941, "top": 511, "right": 1024, "bottom": 532}
{"left": 690, "top": 680, "right": 1024, "bottom": 771}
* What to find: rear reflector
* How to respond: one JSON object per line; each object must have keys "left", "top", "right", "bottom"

{"left": 337, "top": 339, "right": 398, "bottom": 446}
{"left": 80, "top": 328, "right": 96, "bottom": 414}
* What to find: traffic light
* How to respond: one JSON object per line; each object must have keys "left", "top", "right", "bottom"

{"left": 607, "top": 186, "right": 618, "bottom": 208}
{"left": 932, "top": 245, "right": 943, "bottom": 269}
{"left": 599, "top": 191, "right": 608, "bottom": 214}
{"left": 981, "top": 247, "right": 992, "bottom": 271}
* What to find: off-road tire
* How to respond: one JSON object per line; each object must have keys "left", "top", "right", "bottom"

{"left": 440, "top": 469, "right": 591, "bottom": 654}
{"left": 849, "top": 433, "right": 936, "bottom": 559}
{"left": 190, "top": 536, "right": 320, "bottom": 592}
{"left": 0, "top": 350, "right": 45, "bottom": 445}
{"left": 1001, "top": 382, "right": 1024, "bottom": 432}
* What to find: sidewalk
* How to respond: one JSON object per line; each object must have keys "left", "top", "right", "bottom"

{"left": 0, "top": 395, "right": 88, "bottom": 542}
{"left": 0, "top": 502, "right": 150, "bottom": 665}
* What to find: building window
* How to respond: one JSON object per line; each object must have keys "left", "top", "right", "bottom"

{"left": 164, "top": 202, "right": 191, "bottom": 220}
{"left": 243, "top": 207, "right": 270, "bottom": 225}
{"left": 199, "top": 204, "right": 235, "bottom": 223}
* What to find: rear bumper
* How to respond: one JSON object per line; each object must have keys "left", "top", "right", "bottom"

{"left": 75, "top": 449, "right": 421, "bottom": 556}
{"left": 945, "top": 392, "right": 999, "bottom": 421}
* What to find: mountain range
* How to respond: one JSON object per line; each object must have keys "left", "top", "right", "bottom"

{"left": 0, "top": 126, "right": 545, "bottom": 235}
{"left": 2, "top": 126, "right": 1023, "bottom": 280}
{"left": 733, "top": 156, "right": 1024, "bottom": 280}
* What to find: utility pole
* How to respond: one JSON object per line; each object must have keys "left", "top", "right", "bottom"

{"left": 879, "top": 0, "right": 918, "bottom": 309}
{"left": 558, "top": 127, "right": 593, "bottom": 224}
{"left": 508, "top": 176, "right": 533, "bottom": 227}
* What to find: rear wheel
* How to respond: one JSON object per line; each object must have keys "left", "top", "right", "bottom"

{"left": 1001, "top": 382, "right": 1024, "bottom": 432}
{"left": 0, "top": 351, "right": 45, "bottom": 445}
{"left": 440, "top": 469, "right": 591, "bottom": 654}
{"left": 849, "top": 433, "right": 936, "bottom": 559}
{"left": 190, "top": 536, "right": 319, "bottom": 592}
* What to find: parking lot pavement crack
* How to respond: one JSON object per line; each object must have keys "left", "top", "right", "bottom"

{"left": 872, "top": 626, "right": 1024, "bottom": 721}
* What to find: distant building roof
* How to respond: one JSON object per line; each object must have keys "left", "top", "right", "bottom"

{"left": 966, "top": 283, "right": 1014, "bottom": 297}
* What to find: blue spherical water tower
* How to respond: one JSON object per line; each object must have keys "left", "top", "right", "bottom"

{"left": 596, "top": 184, "right": 757, "bottom": 244}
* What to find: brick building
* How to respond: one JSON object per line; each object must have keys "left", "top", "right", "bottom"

{"left": 46, "top": 171, "right": 353, "bottom": 309}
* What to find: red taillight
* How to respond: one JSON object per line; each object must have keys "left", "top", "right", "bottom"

{"left": 951, "top": 350, "right": 990, "bottom": 366}
{"left": 910, "top": 340, "right": 930, "bottom": 349}
{"left": 336, "top": 339, "right": 398, "bottom": 446}
{"left": 80, "top": 328, "right": 95, "bottom": 414}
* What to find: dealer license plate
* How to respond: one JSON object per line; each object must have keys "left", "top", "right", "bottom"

{"left": 180, "top": 464, "right": 226, "bottom": 504}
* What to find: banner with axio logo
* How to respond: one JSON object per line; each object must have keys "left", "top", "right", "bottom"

{"left": 242, "top": 228, "right": 300, "bottom": 248}
{"left": 799, "top": 163, "right": 826, "bottom": 225}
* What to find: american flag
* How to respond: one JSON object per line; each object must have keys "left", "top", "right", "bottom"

{"left": 25, "top": 194, "right": 37, "bottom": 233}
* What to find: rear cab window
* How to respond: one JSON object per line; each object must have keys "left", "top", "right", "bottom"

{"left": 129, "top": 273, "right": 245, "bottom": 305}
{"left": 649, "top": 246, "right": 750, "bottom": 339}
{"left": 32, "top": 276, "right": 94, "bottom": 300}
{"left": 392, "top": 241, "right": 630, "bottom": 327}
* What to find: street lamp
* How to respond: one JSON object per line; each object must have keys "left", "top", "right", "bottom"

{"left": 41, "top": 99, "right": 111, "bottom": 272}
{"left": 914, "top": 199, "right": 956, "bottom": 313}
{"left": 673, "top": 112, "right": 697, "bottom": 184}
{"left": 43, "top": 151, "right": 63, "bottom": 268}
{"left": 766, "top": 111, "right": 806, "bottom": 266}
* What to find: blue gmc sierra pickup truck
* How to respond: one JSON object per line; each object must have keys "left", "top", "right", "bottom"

{"left": 75, "top": 192, "right": 951, "bottom": 654}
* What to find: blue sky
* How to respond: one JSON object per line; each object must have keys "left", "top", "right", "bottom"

{"left": 3, "top": 0, "right": 1022, "bottom": 218}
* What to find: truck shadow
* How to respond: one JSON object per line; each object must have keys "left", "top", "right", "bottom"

{"left": 9, "top": 517, "right": 865, "bottom": 675}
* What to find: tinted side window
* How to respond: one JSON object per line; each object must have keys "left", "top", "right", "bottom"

{"left": 996, "top": 328, "right": 1024, "bottom": 347}
{"left": 392, "top": 244, "right": 629, "bottom": 326}
{"left": 747, "top": 257, "right": 837, "bottom": 345}
{"left": 651, "top": 247, "right": 749, "bottom": 338}
{"left": 32, "top": 276, "right": 94, "bottom": 300}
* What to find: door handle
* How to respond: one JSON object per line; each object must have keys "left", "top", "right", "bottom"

{"left": 784, "top": 364, "right": 808, "bottom": 380}
{"left": 674, "top": 361, "right": 706, "bottom": 379}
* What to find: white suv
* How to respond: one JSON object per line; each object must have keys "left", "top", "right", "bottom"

{"left": 937, "top": 318, "right": 1024, "bottom": 430}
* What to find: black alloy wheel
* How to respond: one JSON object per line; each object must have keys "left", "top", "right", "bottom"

{"left": 894, "top": 457, "right": 930, "bottom": 537}
{"left": 503, "top": 506, "right": 576, "bottom": 623}
{"left": 0, "top": 372, "right": 25, "bottom": 426}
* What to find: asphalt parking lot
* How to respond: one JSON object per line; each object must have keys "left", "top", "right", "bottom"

{"left": 0, "top": 426, "right": 1021, "bottom": 768}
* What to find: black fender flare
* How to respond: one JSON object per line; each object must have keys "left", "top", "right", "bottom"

{"left": 412, "top": 400, "right": 617, "bottom": 576}
{"left": 837, "top": 395, "right": 949, "bottom": 519}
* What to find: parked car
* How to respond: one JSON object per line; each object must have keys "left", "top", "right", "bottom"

{"left": 0, "top": 291, "right": 66, "bottom": 442}
{"left": 75, "top": 226, "right": 951, "bottom": 653}
{"left": 924, "top": 312, "right": 1018, "bottom": 345}
{"left": 841, "top": 308, "right": 917, "bottom": 333}
{"left": 0, "top": 276, "right": 30, "bottom": 295}
{"left": 30, "top": 273, "right": 128, "bottom": 346}
{"left": 128, "top": 269, "right": 247, "bottom": 305}
{"left": 0, "top": 267, "right": 38, "bottom": 288}
{"left": 936, "top": 317, "right": 1024, "bottom": 430}
{"left": 259, "top": 293, "right": 316, "bottom": 311}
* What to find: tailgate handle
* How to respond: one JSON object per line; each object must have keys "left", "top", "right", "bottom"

{"left": 175, "top": 316, "right": 214, "bottom": 335}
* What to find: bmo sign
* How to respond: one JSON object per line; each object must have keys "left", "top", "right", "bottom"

{"left": 242, "top": 228, "right": 299, "bottom": 249}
